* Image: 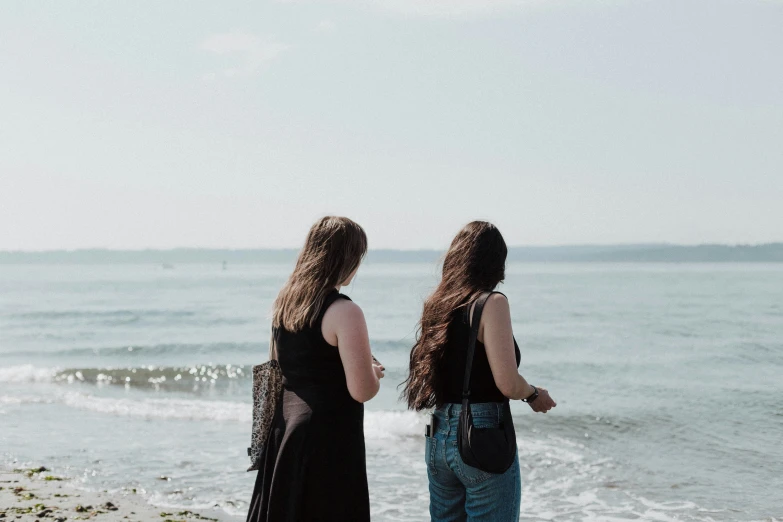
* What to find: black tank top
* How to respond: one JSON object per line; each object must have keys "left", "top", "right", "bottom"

{"left": 437, "top": 292, "right": 521, "bottom": 405}
{"left": 275, "top": 290, "right": 357, "bottom": 407}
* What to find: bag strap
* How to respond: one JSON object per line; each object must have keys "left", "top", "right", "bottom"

{"left": 268, "top": 328, "right": 278, "bottom": 361}
{"left": 462, "top": 291, "right": 492, "bottom": 400}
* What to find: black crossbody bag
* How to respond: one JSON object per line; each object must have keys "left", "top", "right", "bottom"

{"left": 457, "top": 291, "right": 518, "bottom": 474}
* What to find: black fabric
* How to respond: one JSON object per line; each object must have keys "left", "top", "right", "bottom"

{"left": 438, "top": 291, "right": 521, "bottom": 405}
{"left": 457, "top": 292, "right": 517, "bottom": 474}
{"left": 246, "top": 290, "right": 370, "bottom": 522}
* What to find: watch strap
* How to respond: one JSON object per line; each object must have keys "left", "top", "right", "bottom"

{"left": 522, "top": 385, "right": 539, "bottom": 403}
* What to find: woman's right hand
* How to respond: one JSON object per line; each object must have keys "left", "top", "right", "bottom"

{"left": 528, "top": 386, "right": 556, "bottom": 413}
{"left": 372, "top": 363, "right": 385, "bottom": 380}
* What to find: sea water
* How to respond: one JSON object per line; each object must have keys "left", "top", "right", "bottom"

{"left": 1, "top": 263, "right": 781, "bottom": 521}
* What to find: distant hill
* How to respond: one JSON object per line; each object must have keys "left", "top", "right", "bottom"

{"left": 508, "top": 244, "right": 783, "bottom": 262}
{"left": 0, "top": 248, "right": 299, "bottom": 265}
{"left": 1, "top": 244, "right": 782, "bottom": 264}
{"left": 506, "top": 244, "right": 667, "bottom": 262}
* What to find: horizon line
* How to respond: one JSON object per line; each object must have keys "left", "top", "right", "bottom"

{"left": 2, "top": 242, "right": 783, "bottom": 254}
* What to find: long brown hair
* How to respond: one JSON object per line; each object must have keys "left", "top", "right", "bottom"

{"left": 272, "top": 216, "right": 367, "bottom": 332}
{"left": 402, "top": 221, "right": 508, "bottom": 410}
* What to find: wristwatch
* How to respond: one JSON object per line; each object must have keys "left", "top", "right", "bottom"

{"left": 522, "top": 385, "right": 539, "bottom": 403}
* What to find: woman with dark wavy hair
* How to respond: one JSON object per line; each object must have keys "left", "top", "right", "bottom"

{"left": 403, "top": 221, "right": 556, "bottom": 522}
{"left": 247, "top": 216, "right": 384, "bottom": 522}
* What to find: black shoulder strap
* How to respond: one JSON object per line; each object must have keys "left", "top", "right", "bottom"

{"left": 462, "top": 291, "right": 492, "bottom": 400}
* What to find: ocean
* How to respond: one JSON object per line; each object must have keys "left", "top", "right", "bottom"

{"left": 1, "top": 262, "right": 781, "bottom": 521}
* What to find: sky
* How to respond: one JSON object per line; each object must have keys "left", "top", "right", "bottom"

{"left": 1, "top": 0, "right": 781, "bottom": 251}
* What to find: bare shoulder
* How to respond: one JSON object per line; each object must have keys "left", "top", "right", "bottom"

{"left": 477, "top": 292, "right": 511, "bottom": 342}
{"left": 480, "top": 292, "right": 510, "bottom": 328}
{"left": 322, "top": 297, "right": 365, "bottom": 325}
{"left": 322, "top": 297, "right": 365, "bottom": 346}
{"left": 484, "top": 292, "right": 510, "bottom": 315}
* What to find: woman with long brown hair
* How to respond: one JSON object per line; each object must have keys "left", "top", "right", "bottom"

{"left": 403, "top": 221, "right": 556, "bottom": 522}
{"left": 247, "top": 216, "right": 384, "bottom": 522}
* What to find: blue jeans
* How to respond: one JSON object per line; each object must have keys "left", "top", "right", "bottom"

{"left": 426, "top": 403, "right": 521, "bottom": 522}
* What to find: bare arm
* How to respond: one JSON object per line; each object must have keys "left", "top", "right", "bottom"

{"left": 479, "top": 293, "right": 556, "bottom": 412}
{"left": 322, "top": 299, "right": 383, "bottom": 403}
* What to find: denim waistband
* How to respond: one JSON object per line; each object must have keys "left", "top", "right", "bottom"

{"left": 434, "top": 402, "right": 506, "bottom": 421}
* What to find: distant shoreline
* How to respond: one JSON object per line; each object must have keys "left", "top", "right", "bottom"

{"left": 1, "top": 244, "right": 782, "bottom": 263}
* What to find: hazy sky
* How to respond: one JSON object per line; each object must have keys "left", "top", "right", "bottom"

{"left": 1, "top": 1, "right": 781, "bottom": 250}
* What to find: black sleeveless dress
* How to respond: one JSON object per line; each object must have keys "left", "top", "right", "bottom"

{"left": 246, "top": 291, "right": 370, "bottom": 522}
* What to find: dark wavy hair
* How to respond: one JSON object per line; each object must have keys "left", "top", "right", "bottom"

{"left": 402, "top": 221, "right": 508, "bottom": 410}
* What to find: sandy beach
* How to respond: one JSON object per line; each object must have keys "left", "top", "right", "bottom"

{"left": 0, "top": 468, "right": 230, "bottom": 522}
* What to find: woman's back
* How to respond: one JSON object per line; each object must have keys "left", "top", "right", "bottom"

{"left": 438, "top": 298, "right": 521, "bottom": 405}
{"left": 247, "top": 290, "right": 369, "bottom": 522}
{"left": 275, "top": 290, "right": 355, "bottom": 406}
{"left": 247, "top": 215, "right": 377, "bottom": 522}
{"left": 404, "top": 221, "right": 556, "bottom": 522}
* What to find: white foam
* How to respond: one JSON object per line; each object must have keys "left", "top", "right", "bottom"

{"left": 0, "top": 395, "right": 51, "bottom": 405}
{"left": 0, "top": 365, "right": 57, "bottom": 383}
{"left": 60, "top": 392, "right": 249, "bottom": 422}
{"left": 633, "top": 495, "right": 700, "bottom": 511}
{"left": 518, "top": 436, "right": 589, "bottom": 465}
{"left": 39, "top": 391, "right": 426, "bottom": 440}
{"left": 364, "top": 410, "right": 426, "bottom": 440}
{"left": 3, "top": 388, "right": 729, "bottom": 521}
{"left": 146, "top": 491, "right": 248, "bottom": 519}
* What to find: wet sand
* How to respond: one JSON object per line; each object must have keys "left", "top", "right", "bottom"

{"left": 0, "top": 468, "right": 230, "bottom": 522}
